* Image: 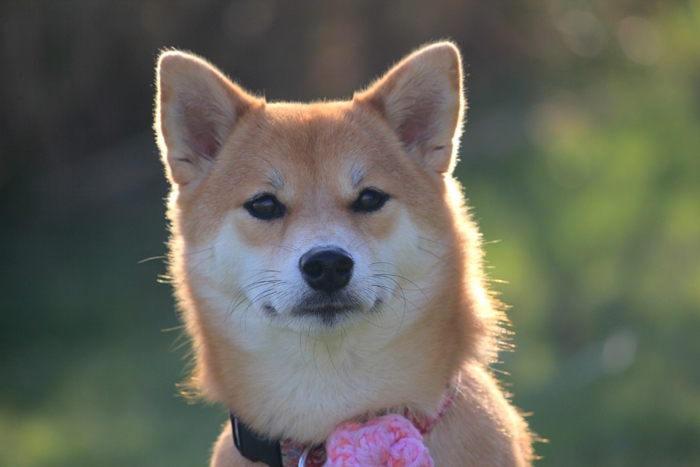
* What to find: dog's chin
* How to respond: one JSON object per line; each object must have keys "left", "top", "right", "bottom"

{"left": 261, "top": 298, "right": 384, "bottom": 330}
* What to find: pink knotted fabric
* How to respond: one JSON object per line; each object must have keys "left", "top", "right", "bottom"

{"left": 323, "top": 414, "right": 433, "bottom": 467}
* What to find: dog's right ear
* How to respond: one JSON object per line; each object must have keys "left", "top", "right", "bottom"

{"left": 155, "top": 51, "right": 261, "bottom": 186}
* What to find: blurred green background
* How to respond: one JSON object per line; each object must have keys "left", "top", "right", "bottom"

{"left": 1, "top": 1, "right": 699, "bottom": 466}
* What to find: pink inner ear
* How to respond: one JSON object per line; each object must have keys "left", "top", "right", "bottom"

{"left": 396, "top": 91, "right": 443, "bottom": 151}
{"left": 182, "top": 101, "right": 224, "bottom": 161}
{"left": 400, "top": 121, "right": 422, "bottom": 149}
{"left": 188, "top": 124, "right": 219, "bottom": 161}
{"left": 400, "top": 117, "right": 434, "bottom": 152}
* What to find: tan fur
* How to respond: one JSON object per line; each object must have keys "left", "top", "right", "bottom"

{"left": 155, "top": 42, "right": 534, "bottom": 466}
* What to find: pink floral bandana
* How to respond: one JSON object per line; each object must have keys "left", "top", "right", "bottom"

{"left": 279, "top": 382, "right": 457, "bottom": 467}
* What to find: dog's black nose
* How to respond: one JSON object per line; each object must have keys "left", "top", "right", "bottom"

{"left": 299, "top": 248, "right": 354, "bottom": 294}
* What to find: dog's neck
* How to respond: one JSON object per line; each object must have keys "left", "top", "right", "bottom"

{"left": 231, "top": 376, "right": 460, "bottom": 467}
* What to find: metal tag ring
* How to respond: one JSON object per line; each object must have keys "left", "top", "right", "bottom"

{"left": 298, "top": 445, "right": 312, "bottom": 467}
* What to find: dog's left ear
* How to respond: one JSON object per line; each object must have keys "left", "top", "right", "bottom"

{"left": 355, "top": 42, "right": 464, "bottom": 175}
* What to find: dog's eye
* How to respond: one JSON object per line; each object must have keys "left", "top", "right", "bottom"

{"left": 244, "top": 194, "right": 285, "bottom": 220}
{"left": 352, "top": 189, "right": 389, "bottom": 213}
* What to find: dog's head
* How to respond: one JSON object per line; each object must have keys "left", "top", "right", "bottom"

{"left": 154, "top": 43, "right": 495, "bottom": 370}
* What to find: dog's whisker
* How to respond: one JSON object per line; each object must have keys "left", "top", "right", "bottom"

{"left": 311, "top": 339, "right": 324, "bottom": 383}
{"left": 371, "top": 283, "right": 413, "bottom": 312}
{"left": 138, "top": 255, "right": 168, "bottom": 264}
{"left": 269, "top": 243, "right": 299, "bottom": 253}
{"left": 181, "top": 252, "right": 215, "bottom": 281}
{"left": 299, "top": 330, "right": 309, "bottom": 366}
{"left": 247, "top": 269, "right": 282, "bottom": 276}
{"left": 347, "top": 235, "right": 369, "bottom": 252}
{"left": 417, "top": 246, "right": 458, "bottom": 272}
{"left": 237, "top": 288, "right": 278, "bottom": 328}
{"left": 324, "top": 342, "right": 341, "bottom": 380}
{"left": 358, "top": 313, "right": 394, "bottom": 330}
{"left": 372, "top": 282, "right": 412, "bottom": 332}
{"left": 226, "top": 276, "right": 279, "bottom": 319}
{"left": 181, "top": 246, "right": 215, "bottom": 256}
{"left": 418, "top": 236, "right": 458, "bottom": 251}
{"left": 372, "top": 272, "right": 429, "bottom": 307}
{"left": 371, "top": 274, "right": 423, "bottom": 310}
{"left": 368, "top": 261, "right": 403, "bottom": 275}
{"left": 351, "top": 238, "right": 372, "bottom": 251}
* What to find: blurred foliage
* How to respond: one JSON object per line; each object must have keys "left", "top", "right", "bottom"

{"left": 1, "top": 1, "right": 698, "bottom": 466}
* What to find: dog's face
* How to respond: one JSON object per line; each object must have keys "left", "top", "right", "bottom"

{"left": 157, "top": 43, "right": 465, "bottom": 338}
{"left": 199, "top": 105, "right": 430, "bottom": 331}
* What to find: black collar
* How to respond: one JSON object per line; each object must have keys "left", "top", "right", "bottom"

{"left": 231, "top": 412, "right": 284, "bottom": 467}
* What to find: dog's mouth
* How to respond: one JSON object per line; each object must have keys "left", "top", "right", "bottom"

{"left": 262, "top": 297, "right": 383, "bottom": 327}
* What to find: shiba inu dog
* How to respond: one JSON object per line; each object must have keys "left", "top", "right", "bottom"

{"left": 155, "top": 42, "right": 534, "bottom": 466}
